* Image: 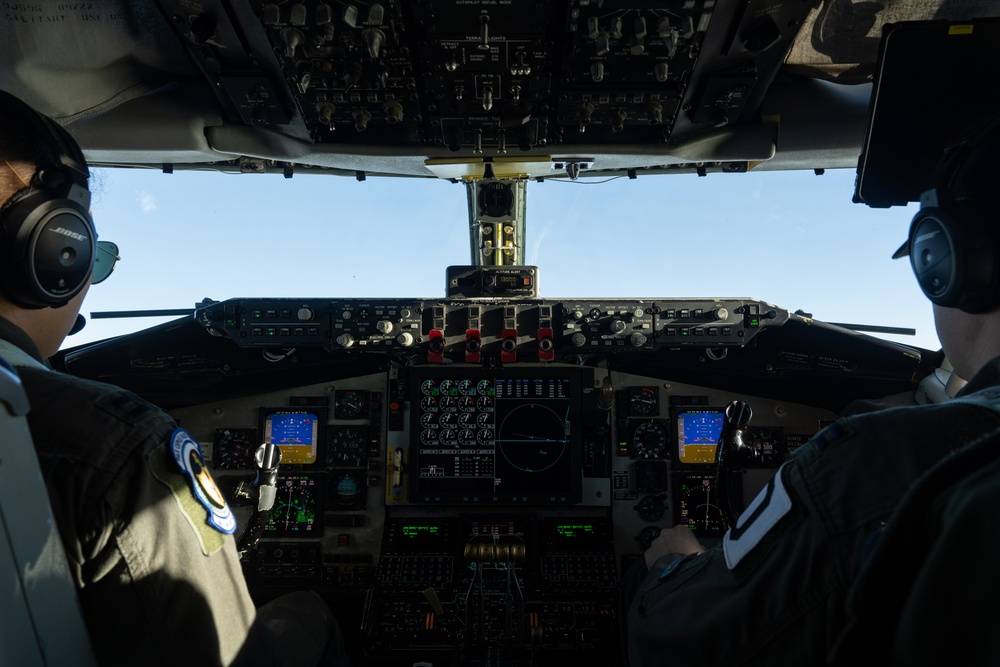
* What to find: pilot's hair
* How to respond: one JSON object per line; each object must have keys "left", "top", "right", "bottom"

{"left": 0, "top": 107, "right": 51, "bottom": 202}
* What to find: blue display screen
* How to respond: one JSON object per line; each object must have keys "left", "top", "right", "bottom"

{"left": 676, "top": 409, "right": 724, "bottom": 465}
{"left": 264, "top": 410, "right": 320, "bottom": 465}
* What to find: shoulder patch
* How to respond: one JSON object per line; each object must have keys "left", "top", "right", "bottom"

{"left": 95, "top": 391, "right": 155, "bottom": 424}
{"left": 811, "top": 419, "right": 855, "bottom": 453}
{"left": 723, "top": 463, "right": 793, "bottom": 569}
{"left": 170, "top": 428, "right": 236, "bottom": 535}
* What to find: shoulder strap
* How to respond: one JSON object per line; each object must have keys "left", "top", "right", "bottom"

{"left": 0, "top": 339, "right": 47, "bottom": 371}
{"left": 0, "top": 355, "right": 97, "bottom": 666}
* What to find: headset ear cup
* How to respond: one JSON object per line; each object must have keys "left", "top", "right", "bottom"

{"left": 908, "top": 207, "right": 959, "bottom": 306}
{"left": 0, "top": 191, "right": 96, "bottom": 308}
{"left": 908, "top": 202, "right": 1000, "bottom": 313}
{"left": 908, "top": 116, "right": 1000, "bottom": 314}
{"left": 0, "top": 90, "right": 95, "bottom": 309}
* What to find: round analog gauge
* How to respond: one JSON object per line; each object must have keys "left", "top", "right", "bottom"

{"left": 476, "top": 395, "right": 494, "bottom": 411}
{"left": 747, "top": 427, "right": 784, "bottom": 466}
{"left": 420, "top": 412, "right": 436, "bottom": 427}
{"left": 630, "top": 420, "right": 669, "bottom": 459}
{"left": 629, "top": 386, "right": 659, "bottom": 416}
{"left": 420, "top": 380, "right": 437, "bottom": 395}
{"left": 439, "top": 428, "right": 458, "bottom": 445}
{"left": 213, "top": 428, "right": 256, "bottom": 470}
{"left": 459, "top": 429, "right": 477, "bottom": 446}
{"left": 329, "top": 426, "right": 367, "bottom": 467}
{"left": 438, "top": 412, "right": 457, "bottom": 427}
{"left": 440, "top": 396, "right": 459, "bottom": 412}
{"left": 331, "top": 471, "right": 363, "bottom": 504}
{"left": 420, "top": 429, "right": 439, "bottom": 445}
{"left": 335, "top": 390, "right": 366, "bottom": 419}
{"left": 459, "top": 395, "right": 477, "bottom": 412}
{"left": 634, "top": 494, "right": 667, "bottom": 522}
{"left": 458, "top": 379, "right": 476, "bottom": 395}
{"left": 438, "top": 380, "right": 455, "bottom": 395}
{"left": 477, "top": 428, "right": 494, "bottom": 445}
{"left": 420, "top": 396, "right": 438, "bottom": 411}
{"left": 477, "top": 412, "right": 493, "bottom": 427}
{"left": 480, "top": 181, "right": 513, "bottom": 217}
{"left": 477, "top": 379, "right": 492, "bottom": 395}
{"left": 676, "top": 474, "right": 726, "bottom": 536}
{"left": 636, "top": 525, "right": 662, "bottom": 550}
{"left": 458, "top": 412, "right": 477, "bottom": 427}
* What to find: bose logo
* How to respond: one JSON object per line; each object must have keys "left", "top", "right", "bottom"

{"left": 49, "top": 227, "right": 89, "bottom": 243}
{"left": 915, "top": 230, "right": 940, "bottom": 245}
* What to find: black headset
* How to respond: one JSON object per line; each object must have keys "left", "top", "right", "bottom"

{"left": 0, "top": 89, "right": 95, "bottom": 308}
{"left": 905, "top": 116, "right": 1000, "bottom": 314}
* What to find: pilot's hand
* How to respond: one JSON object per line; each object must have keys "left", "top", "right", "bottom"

{"left": 644, "top": 525, "right": 707, "bottom": 569}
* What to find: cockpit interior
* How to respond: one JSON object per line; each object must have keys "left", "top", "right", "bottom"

{"left": 4, "top": 2, "right": 1000, "bottom": 665}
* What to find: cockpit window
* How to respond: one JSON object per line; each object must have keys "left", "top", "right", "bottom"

{"left": 69, "top": 166, "right": 936, "bottom": 352}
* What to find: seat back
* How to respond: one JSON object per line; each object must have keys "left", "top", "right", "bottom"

{"left": 0, "top": 357, "right": 96, "bottom": 666}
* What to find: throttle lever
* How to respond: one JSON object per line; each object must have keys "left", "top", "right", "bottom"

{"left": 716, "top": 400, "right": 751, "bottom": 530}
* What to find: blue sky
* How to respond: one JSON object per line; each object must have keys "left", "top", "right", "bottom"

{"left": 63, "top": 166, "right": 937, "bottom": 352}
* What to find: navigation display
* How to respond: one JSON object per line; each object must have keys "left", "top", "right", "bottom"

{"left": 674, "top": 408, "right": 724, "bottom": 465}
{"left": 263, "top": 474, "right": 321, "bottom": 536}
{"left": 410, "top": 367, "right": 583, "bottom": 504}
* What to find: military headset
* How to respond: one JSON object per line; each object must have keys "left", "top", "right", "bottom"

{"left": 0, "top": 89, "right": 95, "bottom": 309}
{"left": 901, "top": 116, "right": 1000, "bottom": 314}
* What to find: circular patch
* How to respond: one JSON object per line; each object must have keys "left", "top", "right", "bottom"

{"left": 171, "top": 428, "right": 236, "bottom": 534}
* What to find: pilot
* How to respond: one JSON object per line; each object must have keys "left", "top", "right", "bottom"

{"left": 0, "top": 90, "right": 337, "bottom": 666}
{"left": 626, "top": 117, "right": 1000, "bottom": 665}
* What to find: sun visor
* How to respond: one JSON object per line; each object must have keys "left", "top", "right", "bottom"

{"left": 854, "top": 18, "right": 1000, "bottom": 208}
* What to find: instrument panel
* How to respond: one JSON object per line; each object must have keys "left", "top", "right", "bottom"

{"left": 196, "top": 296, "right": 786, "bottom": 359}
{"left": 171, "top": 359, "right": 838, "bottom": 665}
{"left": 59, "top": 291, "right": 933, "bottom": 665}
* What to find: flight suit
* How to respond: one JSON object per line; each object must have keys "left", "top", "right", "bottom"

{"left": 828, "top": 420, "right": 1000, "bottom": 666}
{"left": 627, "top": 357, "right": 1000, "bottom": 666}
{"left": 0, "top": 317, "right": 332, "bottom": 666}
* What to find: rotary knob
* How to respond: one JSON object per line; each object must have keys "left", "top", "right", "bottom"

{"left": 376, "top": 320, "right": 393, "bottom": 334}
{"left": 610, "top": 319, "right": 626, "bottom": 334}
{"left": 396, "top": 332, "right": 414, "bottom": 347}
{"left": 570, "top": 332, "right": 587, "bottom": 347}
{"left": 336, "top": 333, "right": 354, "bottom": 348}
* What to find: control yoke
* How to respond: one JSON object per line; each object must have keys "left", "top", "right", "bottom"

{"left": 716, "top": 400, "right": 752, "bottom": 529}
{"left": 234, "top": 442, "right": 282, "bottom": 556}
